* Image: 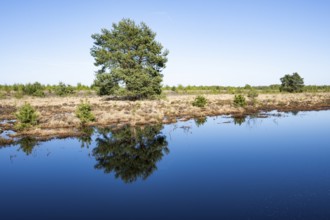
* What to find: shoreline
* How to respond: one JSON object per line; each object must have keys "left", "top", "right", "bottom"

{"left": 1, "top": 93, "right": 330, "bottom": 141}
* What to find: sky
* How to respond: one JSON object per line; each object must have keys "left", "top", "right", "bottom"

{"left": 0, "top": 0, "right": 329, "bottom": 86}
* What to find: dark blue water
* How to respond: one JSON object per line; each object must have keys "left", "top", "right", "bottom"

{"left": 1, "top": 111, "right": 330, "bottom": 220}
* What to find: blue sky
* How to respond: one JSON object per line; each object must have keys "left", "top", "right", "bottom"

{"left": 0, "top": 0, "right": 329, "bottom": 86}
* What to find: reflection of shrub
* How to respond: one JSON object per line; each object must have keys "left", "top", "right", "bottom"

{"left": 194, "top": 117, "right": 207, "bottom": 127}
{"left": 233, "top": 94, "right": 246, "bottom": 108}
{"left": 17, "top": 137, "right": 39, "bottom": 155}
{"left": 76, "top": 100, "right": 95, "bottom": 125}
{"left": 15, "top": 103, "right": 39, "bottom": 129}
{"left": 233, "top": 116, "right": 246, "bottom": 125}
{"left": 55, "top": 82, "right": 74, "bottom": 96}
{"left": 192, "top": 95, "right": 207, "bottom": 108}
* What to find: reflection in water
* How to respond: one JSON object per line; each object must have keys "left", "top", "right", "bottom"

{"left": 233, "top": 116, "right": 247, "bottom": 126}
{"left": 194, "top": 117, "right": 207, "bottom": 127}
{"left": 290, "top": 111, "right": 299, "bottom": 116}
{"left": 93, "top": 125, "right": 169, "bottom": 183}
{"left": 17, "top": 137, "right": 39, "bottom": 155}
{"left": 77, "top": 127, "right": 94, "bottom": 148}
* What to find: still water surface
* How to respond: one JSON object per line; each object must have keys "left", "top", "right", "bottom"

{"left": 1, "top": 111, "right": 330, "bottom": 219}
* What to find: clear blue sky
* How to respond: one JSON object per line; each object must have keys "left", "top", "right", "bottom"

{"left": 1, "top": 0, "right": 329, "bottom": 86}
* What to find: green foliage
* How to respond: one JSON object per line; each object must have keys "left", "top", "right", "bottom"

{"left": 247, "top": 89, "right": 258, "bottom": 99}
{"left": 247, "top": 89, "right": 258, "bottom": 106}
{"left": 233, "top": 94, "right": 246, "bottom": 108}
{"left": 15, "top": 103, "right": 39, "bottom": 129}
{"left": 244, "top": 84, "right": 252, "bottom": 90}
{"left": 22, "top": 82, "right": 45, "bottom": 97}
{"left": 54, "top": 82, "right": 74, "bottom": 96}
{"left": 0, "top": 92, "right": 5, "bottom": 99}
{"left": 75, "top": 100, "right": 95, "bottom": 125}
{"left": 192, "top": 95, "right": 207, "bottom": 108}
{"left": 280, "top": 72, "right": 304, "bottom": 93}
{"left": 91, "top": 18, "right": 169, "bottom": 99}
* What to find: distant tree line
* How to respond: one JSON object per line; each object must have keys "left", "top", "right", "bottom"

{"left": 162, "top": 84, "right": 330, "bottom": 95}
{"left": 1, "top": 80, "right": 330, "bottom": 99}
{"left": 0, "top": 82, "right": 94, "bottom": 98}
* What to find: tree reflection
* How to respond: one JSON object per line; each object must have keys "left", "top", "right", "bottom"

{"left": 93, "top": 125, "right": 169, "bottom": 183}
{"left": 194, "top": 117, "right": 207, "bottom": 127}
{"left": 77, "top": 127, "right": 94, "bottom": 148}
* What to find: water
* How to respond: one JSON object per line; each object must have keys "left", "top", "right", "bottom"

{"left": 1, "top": 111, "right": 330, "bottom": 220}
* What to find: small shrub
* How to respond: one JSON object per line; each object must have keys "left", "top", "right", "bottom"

{"left": 14, "top": 90, "right": 24, "bottom": 99}
{"left": 22, "top": 82, "right": 45, "bottom": 97}
{"left": 192, "top": 95, "right": 207, "bottom": 108}
{"left": 32, "top": 89, "right": 45, "bottom": 97}
{"left": 15, "top": 103, "right": 39, "bottom": 129}
{"left": 233, "top": 94, "right": 246, "bottom": 108}
{"left": 75, "top": 100, "right": 95, "bottom": 125}
{"left": 55, "top": 82, "right": 74, "bottom": 96}
{"left": 247, "top": 89, "right": 258, "bottom": 106}
{"left": 0, "top": 92, "right": 5, "bottom": 99}
{"left": 247, "top": 89, "right": 258, "bottom": 99}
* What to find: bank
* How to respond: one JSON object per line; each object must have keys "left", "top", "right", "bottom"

{"left": 0, "top": 93, "right": 330, "bottom": 141}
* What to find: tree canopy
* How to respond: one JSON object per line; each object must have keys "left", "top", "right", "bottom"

{"left": 280, "top": 72, "right": 304, "bottom": 93}
{"left": 91, "top": 18, "right": 169, "bottom": 99}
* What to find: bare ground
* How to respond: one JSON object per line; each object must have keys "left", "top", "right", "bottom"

{"left": 1, "top": 93, "right": 330, "bottom": 139}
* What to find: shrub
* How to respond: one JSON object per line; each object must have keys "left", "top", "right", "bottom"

{"left": 233, "top": 94, "right": 246, "bottom": 108}
{"left": 247, "top": 89, "right": 258, "bottom": 106}
{"left": 54, "top": 82, "right": 74, "bottom": 96}
{"left": 192, "top": 95, "right": 207, "bottom": 108}
{"left": 22, "top": 82, "right": 45, "bottom": 97}
{"left": 15, "top": 103, "right": 39, "bottom": 129}
{"left": 247, "top": 89, "right": 258, "bottom": 99}
{"left": 75, "top": 100, "right": 95, "bottom": 125}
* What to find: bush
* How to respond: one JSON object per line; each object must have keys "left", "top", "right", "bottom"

{"left": 15, "top": 103, "right": 39, "bottom": 129}
{"left": 22, "top": 82, "right": 45, "bottom": 97}
{"left": 247, "top": 89, "right": 258, "bottom": 99}
{"left": 54, "top": 82, "right": 74, "bottom": 96}
{"left": 247, "top": 89, "right": 258, "bottom": 106}
{"left": 233, "top": 94, "right": 246, "bottom": 108}
{"left": 75, "top": 100, "right": 95, "bottom": 125}
{"left": 192, "top": 95, "right": 207, "bottom": 108}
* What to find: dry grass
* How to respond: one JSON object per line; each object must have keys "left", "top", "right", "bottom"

{"left": 0, "top": 93, "right": 330, "bottom": 137}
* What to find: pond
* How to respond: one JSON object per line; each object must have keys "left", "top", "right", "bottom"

{"left": 1, "top": 110, "right": 330, "bottom": 220}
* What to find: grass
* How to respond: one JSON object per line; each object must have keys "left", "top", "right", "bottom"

{"left": 0, "top": 92, "right": 329, "bottom": 138}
